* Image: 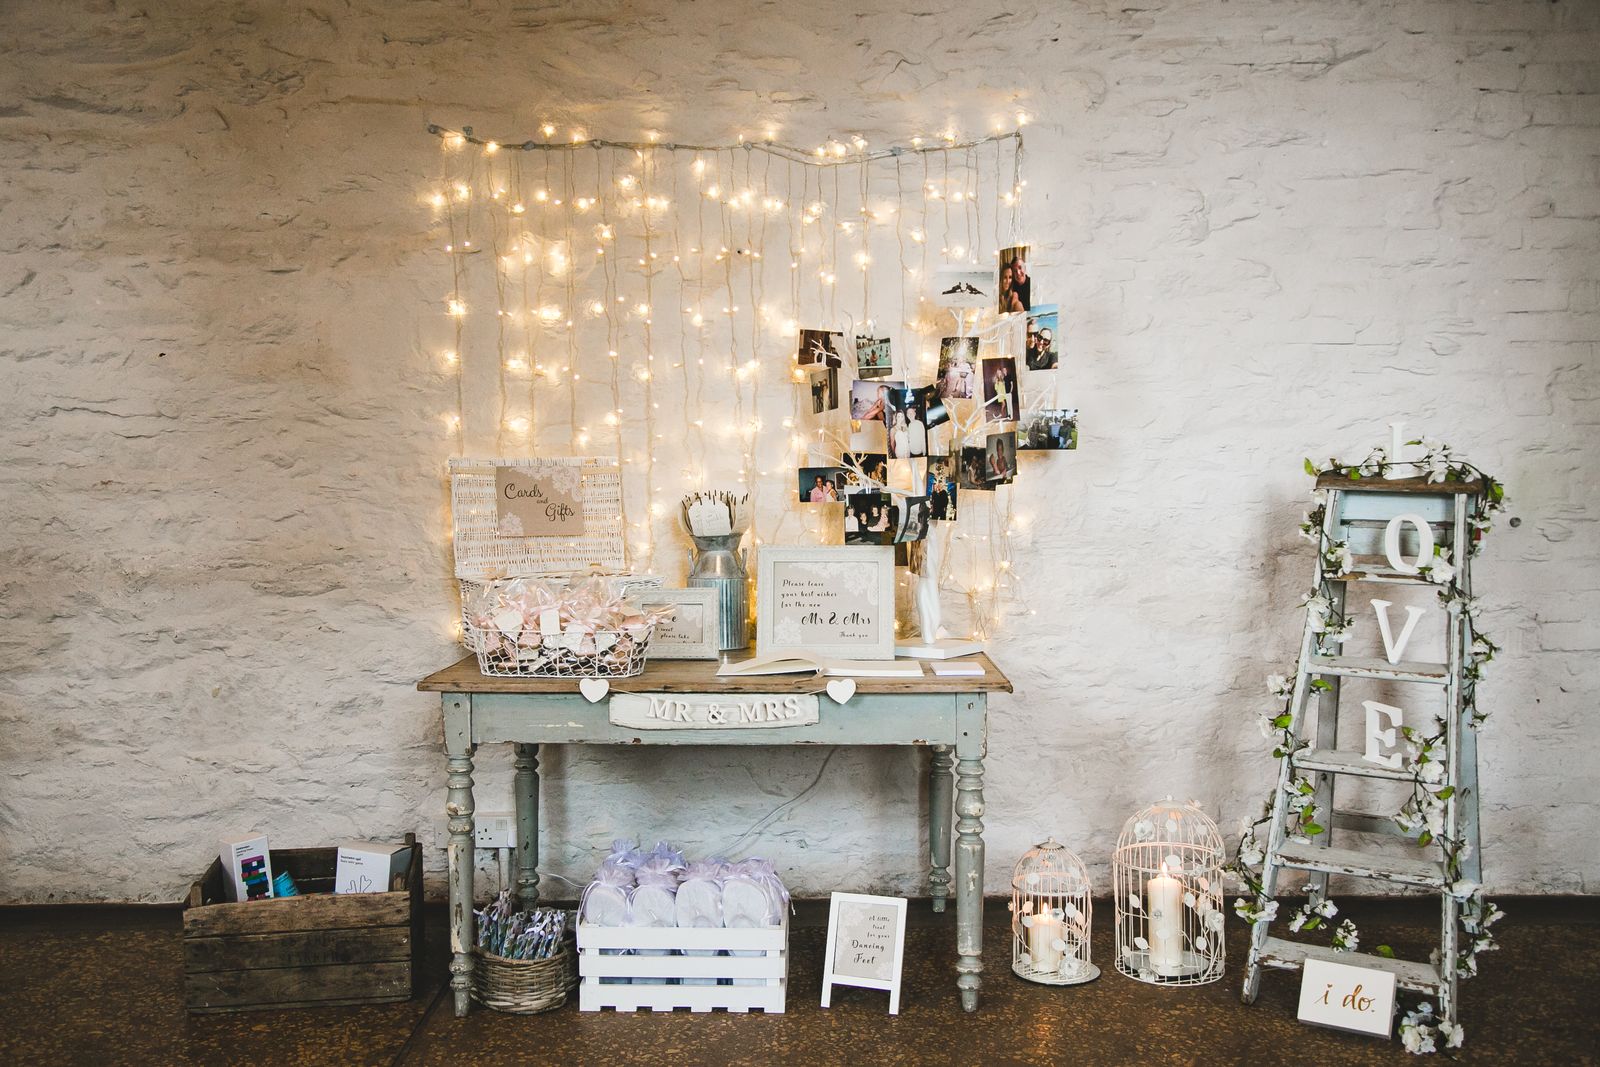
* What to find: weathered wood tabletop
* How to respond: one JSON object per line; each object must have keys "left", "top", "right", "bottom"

{"left": 418, "top": 651, "right": 1014, "bottom": 694}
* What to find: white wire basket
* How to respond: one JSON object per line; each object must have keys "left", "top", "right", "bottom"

{"left": 1112, "top": 798, "right": 1226, "bottom": 987}
{"left": 1010, "top": 838, "right": 1098, "bottom": 986}
{"left": 466, "top": 622, "right": 655, "bottom": 678}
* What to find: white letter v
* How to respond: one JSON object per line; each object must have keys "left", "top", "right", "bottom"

{"left": 1371, "top": 599, "right": 1427, "bottom": 665}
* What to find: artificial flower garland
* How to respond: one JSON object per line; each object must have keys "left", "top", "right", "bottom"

{"left": 1232, "top": 439, "right": 1507, "bottom": 1055}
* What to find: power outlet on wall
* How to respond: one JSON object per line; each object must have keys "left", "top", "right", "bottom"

{"left": 431, "top": 812, "right": 517, "bottom": 849}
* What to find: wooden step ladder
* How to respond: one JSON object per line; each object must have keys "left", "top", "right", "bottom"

{"left": 1241, "top": 472, "right": 1485, "bottom": 1031}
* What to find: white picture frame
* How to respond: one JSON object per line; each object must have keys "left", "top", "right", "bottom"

{"left": 634, "top": 587, "right": 720, "bottom": 660}
{"left": 756, "top": 546, "right": 897, "bottom": 661}
{"left": 820, "top": 892, "right": 908, "bottom": 1015}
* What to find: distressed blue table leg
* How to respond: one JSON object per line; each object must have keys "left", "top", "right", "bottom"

{"left": 955, "top": 695, "right": 987, "bottom": 1012}
{"left": 444, "top": 694, "right": 476, "bottom": 1017}
{"left": 513, "top": 743, "right": 540, "bottom": 910}
{"left": 928, "top": 745, "right": 954, "bottom": 913}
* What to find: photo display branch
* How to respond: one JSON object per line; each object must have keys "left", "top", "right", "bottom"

{"left": 424, "top": 121, "right": 1076, "bottom": 641}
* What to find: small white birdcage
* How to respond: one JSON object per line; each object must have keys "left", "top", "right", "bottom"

{"left": 1112, "top": 798, "right": 1226, "bottom": 986}
{"left": 1010, "top": 838, "right": 1098, "bottom": 985}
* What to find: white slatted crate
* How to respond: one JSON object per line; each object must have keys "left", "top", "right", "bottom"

{"left": 576, "top": 919, "right": 788, "bottom": 1013}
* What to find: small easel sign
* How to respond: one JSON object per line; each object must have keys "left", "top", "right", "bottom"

{"left": 1297, "top": 957, "right": 1397, "bottom": 1039}
{"left": 820, "top": 892, "right": 907, "bottom": 1015}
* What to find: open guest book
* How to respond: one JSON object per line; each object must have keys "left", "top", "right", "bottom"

{"left": 716, "top": 653, "right": 925, "bottom": 679}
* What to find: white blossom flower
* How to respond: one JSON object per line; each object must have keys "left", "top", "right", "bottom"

{"left": 1315, "top": 898, "right": 1338, "bottom": 918}
{"left": 1440, "top": 1021, "right": 1464, "bottom": 1050}
{"left": 1266, "top": 674, "right": 1291, "bottom": 698}
{"left": 1204, "top": 909, "right": 1225, "bottom": 932}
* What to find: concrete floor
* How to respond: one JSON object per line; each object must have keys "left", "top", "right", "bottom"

{"left": 0, "top": 897, "right": 1594, "bottom": 1066}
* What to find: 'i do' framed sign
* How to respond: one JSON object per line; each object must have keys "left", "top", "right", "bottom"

{"left": 755, "top": 546, "right": 897, "bottom": 661}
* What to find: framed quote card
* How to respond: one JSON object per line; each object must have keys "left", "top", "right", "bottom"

{"left": 635, "top": 587, "right": 720, "bottom": 660}
{"left": 820, "top": 892, "right": 908, "bottom": 1015}
{"left": 756, "top": 546, "right": 897, "bottom": 661}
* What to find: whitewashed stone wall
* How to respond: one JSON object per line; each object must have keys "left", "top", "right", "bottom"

{"left": 2, "top": 0, "right": 1596, "bottom": 902}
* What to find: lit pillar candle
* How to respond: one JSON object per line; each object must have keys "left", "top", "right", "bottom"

{"left": 1147, "top": 863, "right": 1185, "bottom": 976}
{"left": 1028, "top": 908, "right": 1064, "bottom": 972}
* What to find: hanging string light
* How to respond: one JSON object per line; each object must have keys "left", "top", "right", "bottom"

{"left": 425, "top": 121, "right": 1043, "bottom": 639}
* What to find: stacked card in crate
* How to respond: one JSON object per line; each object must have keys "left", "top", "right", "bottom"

{"left": 576, "top": 840, "right": 790, "bottom": 1013}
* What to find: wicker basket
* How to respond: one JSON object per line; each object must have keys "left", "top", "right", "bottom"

{"left": 465, "top": 623, "right": 655, "bottom": 678}
{"left": 471, "top": 944, "right": 577, "bottom": 1014}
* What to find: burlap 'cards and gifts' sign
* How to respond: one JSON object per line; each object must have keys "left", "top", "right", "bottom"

{"left": 450, "top": 457, "right": 624, "bottom": 578}
{"left": 493, "top": 465, "right": 585, "bottom": 536}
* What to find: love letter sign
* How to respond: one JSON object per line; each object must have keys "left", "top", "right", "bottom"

{"left": 495, "top": 465, "right": 585, "bottom": 536}
{"left": 1298, "top": 957, "right": 1397, "bottom": 1038}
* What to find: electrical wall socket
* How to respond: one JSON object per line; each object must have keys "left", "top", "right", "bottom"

{"left": 474, "top": 812, "right": 517, "bottom": 849}
{"left": 430, "top": 813, "right": 518, "bottom": 849}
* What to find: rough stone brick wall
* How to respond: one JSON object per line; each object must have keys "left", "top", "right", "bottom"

{"left": 1, "top": 0, "right": 1596, "bottom": 902}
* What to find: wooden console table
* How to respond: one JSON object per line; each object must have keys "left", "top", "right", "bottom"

{"left": 418, "top": 653, "right": 1012, "bottom": 1016}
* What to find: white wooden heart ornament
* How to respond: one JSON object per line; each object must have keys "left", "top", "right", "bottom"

{"left": 579, "top": 678, "right": 610, "bottom": 703}
{"left": 825, "top": 678, "right": 857, "bottom": 704}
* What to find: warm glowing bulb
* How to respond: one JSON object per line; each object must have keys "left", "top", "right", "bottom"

{"left": 484, "top": 141, "right": 499, "bottom": 154}
{"left": 441, "top": 350, "right": 457, "bottom": 364}
{"left": 541, "top": 123, "right": 556, "bottom": 137}
{"left": 447, "top": 299, "right": 466, "bottom": 317}
{"left": 589, "top": 301, "right": 605, "bottom": 315}
{"left": 511, "top": 202, "right": 525, "bottom": 214}
{"left": 704, "top": 184, "right": 720, "bottom": 199}
{"left": 429, "top": 192, "right": 446, "bottom": 208}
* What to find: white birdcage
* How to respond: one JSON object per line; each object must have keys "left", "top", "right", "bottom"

{"left": 1009, "top": 838, "right": 1099, "bottom": 985}
{"left": 1112, "top": 798, "right": 1226, "bottom": 986}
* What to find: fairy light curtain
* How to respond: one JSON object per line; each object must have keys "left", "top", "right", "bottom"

{"left": 425, "top": 121, "right": 1056, "bottom": 639}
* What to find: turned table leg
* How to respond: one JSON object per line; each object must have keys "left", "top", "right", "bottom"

{"left": 954, "top": 696, "right": 987, "bottom": 1012}
{"left": 928, "top": 745, "right": 954, "bottom": 913}
{"left": 444, "top": 695, "right": 476, "bottom": 1018}
{"left": 513, "top": 743, "right": 541, "bottom": 910}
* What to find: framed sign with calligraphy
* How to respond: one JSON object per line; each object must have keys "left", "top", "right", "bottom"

{"left": 634, "top": 587, "right": 720, "bottom": 660}
{"left": 820, "top": 892, "right": 907, "bottom": 1015}
{"left": 755, "top": 546, "right": 896, "bottom": 661}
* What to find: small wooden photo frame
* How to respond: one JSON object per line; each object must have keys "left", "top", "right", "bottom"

{"left": 821, "top": 892, "right": 908, "bottom": 1015}
{"left": 756, "top": 546, "right": 897, "bottom": 661}
{"left": 634, "top": 587, "right": 720, "bottom": 660}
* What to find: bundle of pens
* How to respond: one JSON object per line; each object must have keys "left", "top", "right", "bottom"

{"left": 475, "top": 890, "right": 568, "bottom": 961}
{"left": 678, "top": 490, "right": 751, "bottom": 539}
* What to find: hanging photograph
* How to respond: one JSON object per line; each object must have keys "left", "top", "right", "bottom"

{"left": 798, "top": 329, "right": 846, "bottom": 367}
{"left": 894, "top": 496, "right": 931, "bottom": 544}
{"left": 810, "top": 366, "right": 839, "bottom": 413}
{"left": 798, "top": 467, "right": 848, "bottom": 504}
{"left": 917, "top": 385, "right": 950, "bottom": 429}
{"left": 997, "top": 245, "right": 1031, "bottom": 314}
{"left": 959, "top": 446, "right": 993, "bottom": 491}
{"left": 844, "top": 492, "right": 895, "bottom": 545}
{"left": 842, "top": 451, "right": 889, "bottom": 489}
{"left": 986, "top": 430, "right": 1018, "bottom": 484}
{"left": 937, "top": 337, "right": 978, "bottom": 400}
{"left": 1025, "top": 304, "right": 1059, "bottom": 370}
{"left": 929, "top": 266, "right": 994, "bottom": 309}
{"left": 981, "top": 357, "right": 1020, "bottom": 422}
{"left": 885, "top": 388, "right": 927, "bottom": 460}
{"left": 1019, "top": 408, "right": 1079, "bottom": 451}
{"left": 855, "top": 336, "right": 894, "bottom": 379}
{"left": 926, "top": 457, "right": 959, "bottom": 521}
{"left": 850, "top": 379, "right": 903, "bottom": 421}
